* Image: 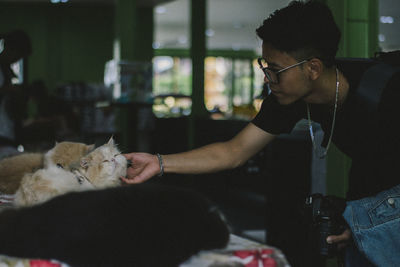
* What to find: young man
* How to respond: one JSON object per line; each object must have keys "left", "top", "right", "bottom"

{"left": 123, "top": 1, "right": 399, "bottom": 266}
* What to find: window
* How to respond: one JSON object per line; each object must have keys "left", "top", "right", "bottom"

{"left": 204, "top": 56, "right": 264, "bottom": 119}
{"left": 152, "top": 55, "right": 265, "bottom": 119}
{"left": 204, "top": 57, "right": 231, "bottom": 113}
{"left": 379, "top": 0, "right": 400, "bottom": 51}
{"left": 152, "top": 56, "right": 192, "bottom": 117}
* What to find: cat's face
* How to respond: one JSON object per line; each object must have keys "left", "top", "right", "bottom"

{"left": 44, "top": 142, "right": 95, "bottom": 169}
{"left": 79, "top": 138, "right": 127, "bottom": 187}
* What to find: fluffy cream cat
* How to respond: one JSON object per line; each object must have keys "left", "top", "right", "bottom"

{"left": 44, "top": 141, "right": 95, "bottom": 169}
{"left": 71, "top": 137, "right": 127, "bottom": 188}
{"left": 14, "top": 137, "right": 127, "bottom": 207}
{"left": 13, "top": 165, "right": 95, "bottom": 206}
{"left": 0, "top": 142, "right": 94, "bottom": 194}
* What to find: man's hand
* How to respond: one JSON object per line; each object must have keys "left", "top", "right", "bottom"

{"left": 327, "top": 228, "right": 352, "bottom": 250}
{"left": 120, "top": 153, "right": 160, "bottom": 184}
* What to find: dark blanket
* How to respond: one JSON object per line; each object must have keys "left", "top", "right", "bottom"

{"left": 0, "top": 183, "right": 230, "bottom": 267}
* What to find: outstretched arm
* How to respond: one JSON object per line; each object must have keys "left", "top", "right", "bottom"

{"left": 121, "top": 123, "right": 276, "bottom": 184}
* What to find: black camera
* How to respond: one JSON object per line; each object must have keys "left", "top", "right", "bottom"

{"left": 304, "top": 194, "right": 346, "bottom": 258}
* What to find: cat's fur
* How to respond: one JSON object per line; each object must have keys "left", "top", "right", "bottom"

{"left": 43, "top": 141, "right": 95, "bottom": 169}
{"left": 14, "top": 137, "right": 127, "bottom": 207}
{"left": 0, "top": 142, "right": 94, "bottom": 194}
{"left": 13, "top": 165, "right": 95, "bottom": 207}
{"left": 70, "top": 137, "right": 126, "bottom": 188}
{"left": 0, "top": 183, "right": 230, "bottom": 267}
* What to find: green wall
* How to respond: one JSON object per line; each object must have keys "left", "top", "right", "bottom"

{"left": 0, "top": 3, "right": 115, "bottom": 91}
{"left": 323, "top": 0, "right": 379, "bottom": 197}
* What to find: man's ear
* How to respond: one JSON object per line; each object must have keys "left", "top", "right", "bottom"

{"left": 307, "top": 58, "right": 324, "bottom": 81}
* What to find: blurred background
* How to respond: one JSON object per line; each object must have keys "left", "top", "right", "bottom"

{"left": 0, "top": 0, "right": 398, "bottom": 266}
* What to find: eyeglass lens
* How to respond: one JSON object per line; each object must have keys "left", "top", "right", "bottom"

{"left": 258, "top": 58, "right": 278, "bottom": 83}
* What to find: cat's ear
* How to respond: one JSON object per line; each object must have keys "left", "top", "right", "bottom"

{"left": 80, "top": 158, "right": 89, "bottom": 169}
{"left": 86, "top": 144, "right": 95, "bottom": 152}
{"left": 107, "top": 136, "right": 115, "bottom": 146}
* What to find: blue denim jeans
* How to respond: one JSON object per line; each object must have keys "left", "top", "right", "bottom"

{"left": 343, "top": 240, "right": 375, "bottom": 267}
{"left": 343, "top": 184, "right": 400, "bottom": 267}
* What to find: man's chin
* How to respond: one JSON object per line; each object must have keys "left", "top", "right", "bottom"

{"left": 276, "top": 96, "right": 296, "bottom": 106}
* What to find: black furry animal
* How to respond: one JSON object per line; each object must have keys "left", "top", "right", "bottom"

{"left": 0, "top": 183, "right": 230, "bottom": 267}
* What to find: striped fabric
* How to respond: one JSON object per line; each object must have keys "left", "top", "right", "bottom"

{"left": 0, "top": 193, "right": 14, "bottom": 204}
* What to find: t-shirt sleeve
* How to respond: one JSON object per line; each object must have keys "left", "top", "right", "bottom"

{"left": 251, "top": 94, "right": 305, "bottom": 135}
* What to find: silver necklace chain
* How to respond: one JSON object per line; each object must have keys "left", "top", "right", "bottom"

{"left": 306, "top": 67, "right": 339, "bottom": 159}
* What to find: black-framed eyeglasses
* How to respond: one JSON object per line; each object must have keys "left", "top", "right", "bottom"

{"left": 257, "top": 58, "right": 309, "bottom": 84}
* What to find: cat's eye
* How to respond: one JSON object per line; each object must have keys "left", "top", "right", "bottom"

{"left": 103, "top": 160, "right": 110, "bottom": 163}
{"left": 56, "top": 163, "right": 64, "bottom": 169}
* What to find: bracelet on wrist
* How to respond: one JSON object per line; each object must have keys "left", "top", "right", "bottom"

{"left": 156, "top": 153, "right": 164, "bottom": 177}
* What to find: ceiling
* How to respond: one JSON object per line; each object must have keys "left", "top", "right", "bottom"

{"left": 154, "top": 0, "right": 292, "bottom": 53}
{"left": 0, "top": 0, "right": 398, "bottom": 53}
{"left": 154, "top": 0, "right": 400, "bottom": 53}
{"left": 0, "top": 0, "right": 174, "bottom": 7}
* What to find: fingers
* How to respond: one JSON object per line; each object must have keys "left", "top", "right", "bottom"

{"left": 121, "top": 152, "right": 159, "bottom": 184}
{"left": 120, "top": 168, "right": 154, "bottom": 184}
{"left": 120, "top": 176, "right": 141, "bottom": 185}
{"left": 326, "top": 229, "right": 351, "bottom": 244}
{"left": 123, "top": 153, "right": 134, "bottom": 160}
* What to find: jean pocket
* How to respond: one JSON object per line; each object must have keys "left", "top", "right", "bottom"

{"left": 368, "top": 195, "right": 400, "bottom": 226}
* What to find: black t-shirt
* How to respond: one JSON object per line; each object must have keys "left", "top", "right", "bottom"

{"left": 252, "top": 61, "right": 400, "bottom": 200}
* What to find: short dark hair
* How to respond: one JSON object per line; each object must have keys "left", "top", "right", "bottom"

{"left": 256, "top": 0, "right": 341, "bottom": 67}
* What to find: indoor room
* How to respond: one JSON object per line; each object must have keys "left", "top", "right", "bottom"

{"left": 0, "top": 0, "right": 399, "bottom": 266}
